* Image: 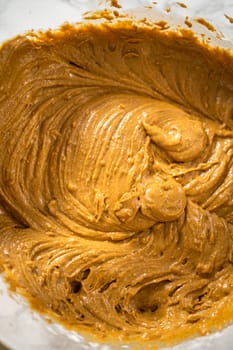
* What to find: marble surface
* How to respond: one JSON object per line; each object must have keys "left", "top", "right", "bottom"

{"left": 0, "top": 1, "right": 233, "bottom": 350}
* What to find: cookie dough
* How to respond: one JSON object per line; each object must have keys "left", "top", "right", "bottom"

{"left": 0, "top": 21, "right": 233, "bottom": 344}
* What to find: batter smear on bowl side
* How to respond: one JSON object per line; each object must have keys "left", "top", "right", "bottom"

{"left": 0, "top": 20, "right": 233, "bottom": 345}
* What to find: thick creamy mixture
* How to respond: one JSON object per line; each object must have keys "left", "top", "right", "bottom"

{"left": 0, "top": 21, "right": 233, "bottom": 344}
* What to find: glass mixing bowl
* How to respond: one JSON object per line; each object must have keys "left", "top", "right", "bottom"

{"left": 0, "top": 1, "right": 233, "bottom": 349}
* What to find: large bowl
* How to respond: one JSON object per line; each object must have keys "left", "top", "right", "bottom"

{"left": 0, "top": 1, "right": 233, "bottom": 349}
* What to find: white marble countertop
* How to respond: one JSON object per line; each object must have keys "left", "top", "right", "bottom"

{"left": 0, "top": 1, "right": 233, "bottom": 350}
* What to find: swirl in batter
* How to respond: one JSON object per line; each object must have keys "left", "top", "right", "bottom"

{"left": 0, "top": 21, "right": 233, "bottom": 344}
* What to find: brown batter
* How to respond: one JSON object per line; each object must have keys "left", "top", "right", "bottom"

{"left": 0, "top": 20, "right": 233, "bottom": 346}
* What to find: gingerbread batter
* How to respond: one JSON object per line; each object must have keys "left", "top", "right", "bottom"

{"left": 0, "top": 20, "right": 233, "bottom": 345}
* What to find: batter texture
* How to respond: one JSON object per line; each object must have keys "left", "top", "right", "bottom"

{"left": 0, "top": 21, "right": 233, "bottom": 343}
